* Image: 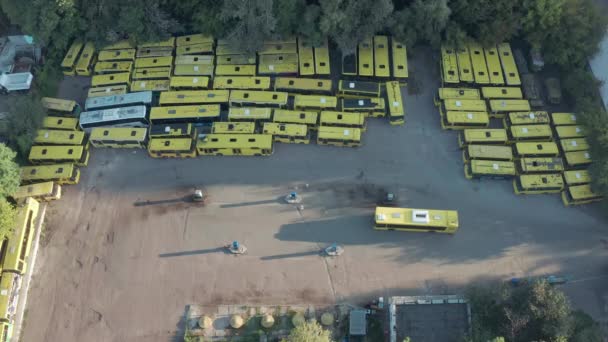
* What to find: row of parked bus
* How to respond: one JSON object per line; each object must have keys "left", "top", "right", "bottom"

{"left": 440, "top": 42, "right": 520, "bottom": 86}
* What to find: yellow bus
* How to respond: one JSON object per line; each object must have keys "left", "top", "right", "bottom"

{"left": 338, "top": 80, "right": 381, "bottom": 98}
{"left": 20, "top": 163, "right": 80, "bottom": 185}
{"left": 468, "top": 43, "right": 489, "bottom": 85}
{"left": 132, "top": 66, "right": 172, "bottom": 80}
{"left": 1, "top": 197, "right": 39, "bottom": 275}
{"left": 149, "top": 123, "right": 194, "bottom": 138}
{"left": 138, "top": 37, "right": 175, "bottom": 49}
{"left": 263, "top": 122, "right": 310, "bottom": 144}
{"left": 274, "top": 77, "right": 333, "bottom": 95}
{"left": 94, "top": 61, "right": 133, "bottom": 74}
{"left": 75, "top": 42, "right": 96, "bottom": 76}
{"left": 258, "top": 54, "right": 299, "bottom": 75}
{"left": 517, "top": 157, "right": 564, "bottom": 174}
{"left": 320, "top": 111, "right": 366, "bottom": 131}
{"left": 29, "top": 145, "right": 90, "bottom": 166}
{"left": 174, "top": 55, "right": 214, "bottom": 65}
{"left": 551, "top": 112, "right": 578, "bottom": 126}
{"left": 196, "top": 134, "right": 273, "bottom": 156}
{"left": 386, "top": 81, "right": 404, "bottom": 125}
{"left": 130, "top": 79, "right": 170, "bottom": 92}
{"left": 229, "top": 90, "right": 288, "bottom": 108}
{"left": 462, "top": 144, "right": 513, "bottom": 163}
{"left": 563, "top": 170, "right": 591, "bottom": 186}
{"left": 497, "top": 43, "right": 521, "bottom": 86}
{"left": 42, "top": 116, "right": 79, "bottom": 131}
{"left": 89, "top": 127, "right": 147, "bottom": 148}
{"left": 316, "top": 126, "right": 362, "bottom": 147}
{"left": 213, "top": 76, "right": 271, "bottom": 90}
{"left": 102, "top": 40, "right": 133, "bottom": 50}
{"left": 258, "top": 41, "right": 297, "bottom": 55}
{"left": 440, "top": 46, "right": 459, "bottom": 84}
{"left": 481, "top": 87, "right": 523, "bottom": 99}
{"left": 508, "top": 125, "right": 553, "bottom": 142}
{"left": 514, "top": 142, "right": 560, "bottom": 157}
{"left": 13, "top": 181, "right": 61, "bottom": 202}
{"left": 373, "top": 36, "right": 390, "bottom": 77}
{"left": 0, "top": 273, "right": 20, "bottom": 330}
{"left": 464, "top": 160, "right": 516, "bottom": 179}
{"left": 273, "top": 109, "right": 319, "bottom": 129}
{"left": 212, "top": 122, "right": 256, "bottom": 134}
{"left": 503, "top": 111, "right": 550, "bottom": 126}
{"left": 41, "top": 97, "right": 81, "bottom": 117}
{"left": 555, "top": 125, "right": 586, "bottom": 139}
{"left": 560, "top": 138, "right": 589, "bottom": 153}
{"left": 148, "top": 137, "right": 197, "bottom": 158}
{"left": 458, "top": 128, "right": 508, "bottom": 147}
{"left": 341, "top": 98, "right": 386, "bottom": 118}
{"left": 564, "top": 150, "right": 592, "bottom": 169}
{"left": 91, "top": 72, "right": 131, "bottom": 87}
{"left": 314, "top": 39, "right": 331, "bottom": 75}
{"left": 440, "top": 99, "right": 487, "bottom": 116}
{"left": 150, "top": 105, "right": 221, "bottom": 124}
{"left": 98, "top": 48, "right": 136, "bottom": 62}
{"left": 134, "top": 56, "right": 173, "bottom": 68}
{"left": 61, "top": 41, "right": 84, "bottom": 75}
{"left": 294, "top": 95, "right": 338, "bottom": 110}
{"left": 434, "top": 87, "right": 480, "bottom": 106}
{"left": 391, "top": 39, "right": 408, "bottom": 80}
{"left": 34, "top": 129, "right": 86, "bottom": 146}
{"left": 562, "top": 184, "right": 603, "bottom": 206}
{"left": 173, "top": 64, "right": 214, "bottom": 76}
{"left": 298, "top": 38, "right": 315, "bottom": 76}
{"left": 88, "top": 85, "right": 128, "bottom": 98}
{"left": 374, "top": 206, "right": 458, "bottom": 234}
{"left": 228, "top": 107, "right": 273, "bottom": 122}
{"left": 488, "top": 99, "right": 531, "bottom": 118}
{"left": 456, "top": 46, "right": 474, "bottom": 83}
{"left": 484, "top": 46, "right": 505, "bottom": 85}
{"left": 159, "top": 90, "right": 229, "bottom": 106}
{"left": 215, "top": 64, "right": 256, "bottom": 76}
{"left": 137, "top": 46, "right": 173, "bottom": 58}
{"left": 176, "top": 34, "right": 214, "bottom": 46}
{"left": 176, "top": 42, "right": 214, "bottom": 55}
{"left": 169, "top": 76, "right": 210, "bottom": 90}
{"left": 513, "top": 174, "right": 564, "bottom": 194}
{"left": 441, "top": 111, "right": 489, "bottom": 130}
{"left": 358, "top": 38, "right": 374, "bottom": 77}
{"left": 215, "top": 54, "right": 255, "bottom": 65}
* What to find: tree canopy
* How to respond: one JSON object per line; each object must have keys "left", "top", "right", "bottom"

{"left": 282, "top": 321, "right": 333, "bottom": 342}
{"left": 0, "top": 143, "right": 20, "bottom": 198}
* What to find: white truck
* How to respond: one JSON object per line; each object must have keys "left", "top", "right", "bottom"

{"left": 0, "top": 72, "right": 33, "bottom": 94}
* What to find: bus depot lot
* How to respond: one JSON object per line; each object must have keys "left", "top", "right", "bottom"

{"left": 23, "top": 55, "right": 608, "bottom": 342}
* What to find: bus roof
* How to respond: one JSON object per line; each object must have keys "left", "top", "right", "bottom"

{"left": 391, "top": 39, "right": 408, "bottom": 78}
{"left": 61, "top": 41, "right": 83, "bottom": 68}
{"left": 298, "top": 38, "right": 315, "bottom": 76}
{"left": 497, "top": 43, "right": 521, "bottom": 86}
{"left": 134, "top": 56, "right": 174, "bottom": 68}
{"left": 506, "top": 111, "right": 550, "bottom": 125}
{"left": 481, "top": 87, "right": 523, "bottom": 99}
{"left": 273, "top": 109, "right": 319, "bottom": 125}
{"left": 519, "top": 157, "right": 564, "bottom": 173}
{"left": 42, "top": 116, "right": 79, "bottom": 130}
{"left": 555, "top": 125, "right": 586, "bottom": 139}
{"left": 20, "top": 163, "right": 76, "bottom": 181}
{"left": 509, "top": 125, "right": 553, "bottom": 139}
{"left": 85, "top": 91, "right": 153, "bottom": 110}
{"left": 258, "top": 42, "right": 298, "bottom": 55}
{"left": 443, "top": 99, "right": 487, "bottom": 112}
{"left": 484, "top": 46, "right": 505, "bottom": 85}
{"left": 275, "top": 77, "right": 333, "bottom": 93}
{"left": 212, "top": 122, "right": 256, "bottom": 134}
{"left": 456, "top": 46, "right": 473, "bottom": 83}
{"left": 41, "top": 97, "right": 78, "bottom": 113}
{"left": 170, "top": 76, "right": 210, "bottom": 89}
{"left": 174, "top": 55, "right": 214, "bottom": 65}
{"left": 565, "top": 150, "right": 592, "bottom": 166}
{"left": 29, "top": 145, "right": 85, "bottom": 161}
{"left": 463, "top": 128, "right": 508, "bottom": 142}
{"left": 317, "top": 126, "right": 361, "bottom": 141}
{"left": 196, "top": 134, "right": 273, "bottom": 149}
{"left": 320, "top": 111, "right": 365, "bottom": 126}
{"left": 489, "top": 99, "right": 531, "bottom": 112}
{"left": 132, "top": 66, "right": 172, "bottom": 80}
{"left": 94, "top": 61, "right": 133, "bottom": 73}
{"left": 2, "top": 197, "right": 39, "bottom": 271}
{"left": 90, "top": 127, "right": 147, "bottom": 141}
{"left": 446, "top": 111, "right": 489, "bottom": 125}
{"left": 262, "top": 122, "right": 308, "bottom": 137}
{"left": 375, "top": 206, "right": 459, "bottom": 228}
{"left": 98, "top": 49, "right": 136, "bottom": 61}
{"left": 150, "top": 105, "right": 221, "bottom": 121}
{"left": 358, "top": 38, "right": 374, "bottom": 77}
{"left": 440, "top": 46, "right": 459, "bottom": 83}
{"left": 138, "top": 37, "right": 175, "bottom": 48}
{"left": 149, "top": 124, "right": 192, "bottom": 137}
{"left": 470, "top": 160, "right": 516, "bottom": 175}
{"left": 560, "top": 138, "right": 590, "bottom": 152}
{"left": 294, "top": 95, "right": 338, "bottom": 109}
{"left": 213, "top": 76, "right": 271, "bottom": 90}
{"left": 518, "top": 174, "right": 564, "bottom": 189}
{"left": 13, "top": 181, "right": 55, "bottom": 200}
{"left": 386, "top": 81, "right": 403, "bottom": 117}
{"left": 566, "top": 184, "right": 601, "bottom": 200}
{"left": 563, "top": 170, "right": 591, "bottom": 185}
{"left": 342, "top": 98, "right": 385, "bottom": 111}
{"left": 215, "top": 64, "right": 256, "bottom": 76}
{"left": 176, "top": 34, "right": 214, "bottom": 46}
{"left": 136, "top": 46, "right": 174, "bottom": 58}
{"left": 373, "top": 36, "right": 390, "bottom": 77}
{"left": 551, "top": 112, "right": 578, "bottom": 125}
{"left": 514, "top": 142, "right": 560, "bottom": 156}
{"left": 148, "top": 137, "right": 194, "bottom": 151}
{"left": 130, "top": 79, "right": 170, "bottom": 92}
{"left": 176, "top": 43, "right": 214, "bottom": 55}
{"left": 228, "top": 107, "right": 273, "bottom": 120}
{"left": 466, "top": 145, "right": 513, "bottom": 160}
{"left": 75, "top": 42, "right": 96, "bottom": 70}
{"left": 102, "top": 40, "right": 134, "bottom": 50}
{"left": 91, "top": 72, "right": 131, "bottom": 87}
{"left": 173, "top": 64, "right": 214, "bottom": 76}
{"left": 215, "top": 54, "right": 255, "bottom": 65}
{"left": 338, "top": 80, "right": 380, "bottom": 95}
{"left": 159, "top": 90, "right": 230, "bottom": 105}
{"left": 34, "top": 129, "right": 85, "bottom": 145}
{"left": 437, "top": 88, "right": 480, "bottom": 100}
{"left": 80, "top": 105, "right": 147, "bottom": 127}
{"left": 313, "top": 39, "right": 330, "bottom": 75}
{"left": 468, "top": 42, "right": 489, "bottom": 84}
{"left": 229, "top": 90, "right": 288, "bottom": 106}
{"left": 88, "top": 85, "right": 128, "bottom": 98}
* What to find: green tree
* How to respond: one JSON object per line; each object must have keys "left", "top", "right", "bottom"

{"left": 319, "top": 0, "right": 393, "bottom": 54}
{"left": 2, "top": 94, "right": 45, "bottom": 159}
{"left": 296, "top": 4, "right": 323, "bottom": 46}
{"left": 542, "top": 0, "right": 608, "bottom": 69}
{"left": 0, "top": 198, "right": 16, "bottom": 241}
{"left": 403, "top": 0, "right": 450, "bottom": 48}
{"left": 273, "top": 0, "right": 307, "bottom": 38}
{"left": 219, "top": 0, "right": 276, "bottom": 53}
{"left": 520, "top": 0, "right": 565, "bottom": 50}
{"left": 569, "top": 310, "right": 604, "bottom": 342}
{"left": 282, "top": 321, "right": 333, "bottom": 342}
{"left": 0, "top": 144, "right": 20, "bottom": 198}
{"left": 191, "top": 1, "right": 230, "bottom": 38}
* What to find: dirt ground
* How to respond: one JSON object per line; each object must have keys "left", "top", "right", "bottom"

{"left": 20, "top": 52, "right": 608, "bottom": 342}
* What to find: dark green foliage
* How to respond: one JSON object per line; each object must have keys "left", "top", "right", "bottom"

{"left": 0, "top": 143, "right": 20, "bottom": 197}
{"left": 2, "top": 94, "right": 45, "bottom": 160}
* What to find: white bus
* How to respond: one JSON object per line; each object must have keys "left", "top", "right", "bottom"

{"left": 79, "top": 105, "right": 148, "bottom": 132}
{"left": 85, "top": 91, "right": 153, "bottom": 111}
